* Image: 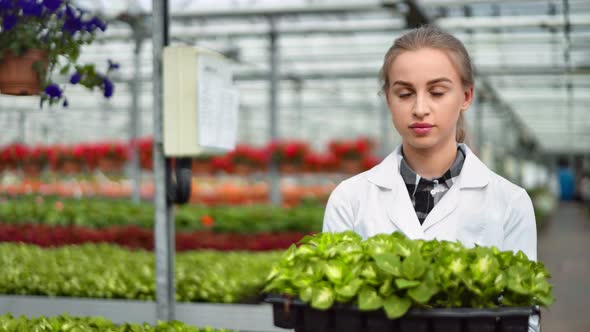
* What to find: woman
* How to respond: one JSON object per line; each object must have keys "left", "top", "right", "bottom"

{"left": 322, "top": 26, "right": 539, "bottom": 330}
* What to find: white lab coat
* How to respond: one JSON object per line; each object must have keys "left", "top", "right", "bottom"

{"left": 323, "top": 144, "right": 537, "bottom": 260}
{"left": 322, "top": 144, "right": 540, "bottom": 331}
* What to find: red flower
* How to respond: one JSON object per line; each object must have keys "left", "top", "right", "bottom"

{"left": 362, "top": 155, "right": 381, "bottom": 170}
{"left": 1, "top": 143, "right": 27, "bottom": 165}
{"left": 228, "top": 144, "right": 267, "bottom": 167}
{"left": 211, "top": 155, "right": 232, "bottom": 172}
{"left": 54, "top": 201, "right": 64, "bottom": 211}
{"left": 328, "top": 137, "right": 375, "bottom": 161}
{"left": 200, "top": 215, "right": 215, "bottom": 228}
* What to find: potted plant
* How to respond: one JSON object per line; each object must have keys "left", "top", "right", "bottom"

{"left": 135, "top": 137, "right": 153, "bottom": 171}
{"left": 21, "top": 145, "right": 49, "bottom": 178}
{"left": 0, "top": 0, "right": 118, "bottom": 106}
{"left": 228, "top": 144, "right": 268, "bottom": 176}
{"left": 264, "top": 231, "right": 553, "bottom": 332}
{"left": 48, "top": 144, "right": 85, "bottom": 174}
{"left": 329, "top": 137, "right": 374, "bottom": 174}
{"left": 0, "top": 142, "right": 27, "bottom": 172}
{"left": 266, "top": 140, "right": 309, "bottom": 175}
{"left": 93, "top": 141, "right": 129, "bottom": 173}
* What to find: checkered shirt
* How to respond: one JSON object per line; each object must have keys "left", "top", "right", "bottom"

{"left": 399, "top": 146, "right": 466, "bottom": 225}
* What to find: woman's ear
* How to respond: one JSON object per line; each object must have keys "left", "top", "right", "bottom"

{"left": 461, "top": 85, "right": 474, "bottom": 111}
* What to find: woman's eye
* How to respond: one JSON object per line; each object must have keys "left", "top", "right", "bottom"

{"left": 431, "top": 92, "right": 445, "bottom": 97}
{"left": 398, "top": 92, "right": 413, "bottom": 98}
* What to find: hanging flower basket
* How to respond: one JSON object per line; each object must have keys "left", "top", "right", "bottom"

{"left": 0, "top": 49, "right": 48, "bottom": 96}
{"left": 0, "top": 0, "right": 118, "bottom": 106}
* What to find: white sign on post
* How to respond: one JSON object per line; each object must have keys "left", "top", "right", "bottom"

{"left": 197, "top": 54, "right": 239, "bottom": 151}
{"left": 163, "top": 46, "right": 239, "bottom": 157}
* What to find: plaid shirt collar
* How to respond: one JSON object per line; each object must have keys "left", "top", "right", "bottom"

{"left": 397, "top": 145, "right": 466, "bottom": 224}
{"left": 399, "top": 145, "right": 466, "bottom": 187}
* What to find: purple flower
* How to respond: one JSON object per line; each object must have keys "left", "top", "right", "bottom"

{"left": 61, "top": 5, "right": 79, "bottom": 34}
{"left": 102, "top": 77, "right": 114, "bottom": 98}
{"left": 65, "top": 4, "right": 75, "bottom": 18}
{"left": 0, "top": 0, "right": 14, "bottom": 10}
{"left": 2, "top": 14, "right": 17, "bottom": 30}
{"left": 107, "top": 59, "right": 119, "bottom": 71}
{"left": 43, "top": 0, "right": 62, "bottom": 12}
{"left": 69, "top": 72, "right": 82, "bottom": 84}
{"left": 20, "top": 0, "right": 43, "bottom": 17}
{"left": 63, "top": 16, "right": 82, "bottom": 35}
{"left": 44, "top": 83, "right": 62, "bottom": 99}
{"left": 87, "top": 16, "right": 106, "bottom": 32}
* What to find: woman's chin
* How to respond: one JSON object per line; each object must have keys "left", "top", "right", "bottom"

{"left": 404, "top": 137, "right": 439, "bottom": 151}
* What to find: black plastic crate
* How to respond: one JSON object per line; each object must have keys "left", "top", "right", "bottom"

{"left": 265, "top": 295, "right": 539, "bottom": 332}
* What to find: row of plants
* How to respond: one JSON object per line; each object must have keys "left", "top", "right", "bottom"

{"left": 0, "top": 314, "right": 232, "bottom": 332}
{"left": 0, "top": 243, "right": 280, "bottom": 303}
{"left": 0, "top": 224, "right": 309, "bottom": 251}
{"left": 0, "top": 141, "right": 130, "bottom": 176}
{"left": 0, "top": 137, "right": 380, "bottom": 175}
{"left": 0, "top": 179, "right": 334, "bottom": 206}
{"left": 0, "top": 196, "right": 324, "bottom": 233}
{"left": 0, "top": 232, "right": 554, "bottom": 312}
{"left": 265, "top": 231, "right": 554, "bottom": 319}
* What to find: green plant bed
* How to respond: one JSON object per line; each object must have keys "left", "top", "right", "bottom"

{"left": 264, "top": 231, "right": 554, "bottom": 319}
{"left": 0, "top": 313, "right": 233, "bottom": 332}
{"left": 0, "top": 195, "right": 324, "bottom": 233}
{"left": 0, "top": 243, "right": 280, "bottom": 303}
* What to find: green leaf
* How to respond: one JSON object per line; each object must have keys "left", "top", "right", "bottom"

{"left": 358, "top": 286, "right": 383, "bottom": 311}
{"left": 60, "top": 64, "right": 71, "bottom": 75}
{"left": 535, "top": 293, "right": 555, "bottom": 306}
{"left": 392, "top": 239, "right": 414, "bottom": 257}
{"left": 323, "top": 261, "right": 345, "bottom": 284}
{"left": 448, "top": 256, "right": 466, "bottom": 275}
{"left": 335, "top": 278, "right": 363, "bottom": 298}
{"left": 407, "top": 282, "right": 438, "bottom": 304}
{"left": 378, "top": 278, "right": 393, "bottom": 297}
{"left": 300, "top": 287, "right": 313, "bottom": 302}
{"left": 311, "top": 286, "right": 335, "bottom": 310}
{"left": 374, "top": 253, "right": 402, "bottom": 276}
{"left": 401, "top": 253, "right": 426, "bottom": 280}
{"left": 395, "top": 278, "right": 421, "bottom": 290}
{"left": 383, "top": 294, "right": 412, "bottom": 319}
{"left": 360, "top": 262, "right": 379, "bottom": 282}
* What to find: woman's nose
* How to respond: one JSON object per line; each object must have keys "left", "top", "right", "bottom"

{"left": 413, "top": 94, "right": 430, "bottom": 117}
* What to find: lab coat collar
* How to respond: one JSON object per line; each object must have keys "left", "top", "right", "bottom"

{"left": 367, "top": 143, "right": 489, "bottom": 190}
{"left": 366, "top": 144, "right": 490, "bottom": 238}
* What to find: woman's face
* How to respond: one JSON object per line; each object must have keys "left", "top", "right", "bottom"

{"left": 385, "top": 48, "right": 473, "bottom": 152}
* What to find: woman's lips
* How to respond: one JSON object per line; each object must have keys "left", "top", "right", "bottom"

{"left": 410, "top": 123, "right": 434, "bottom": 135}
{"left": 411, "top": 127, "right": 432, "bottom": 135}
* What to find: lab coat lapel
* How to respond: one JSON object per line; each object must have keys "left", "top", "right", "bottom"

{"left": 421, "top": 144, "right": 489, "bottom": 232}
{"left": 386, "top": 175, "right": 426, "bottom": 239}
{"left": 421, "top": 183, "right": 459, "bottom": 232}
{"left": 367, "top": 148, "right": 425, "bottom": 239}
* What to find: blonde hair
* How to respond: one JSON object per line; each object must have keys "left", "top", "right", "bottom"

{"left": 379, "top": 25, "right": 473, "bottom": 143}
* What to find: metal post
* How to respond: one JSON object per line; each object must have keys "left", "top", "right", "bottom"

{"left": 152, "top": 0, "right": 175, "bottom": 322}
{"left": 268, "top": 16, "right": 281, "bottom": 205}
{"left": 563, "top": 0, "right": 575, "bottom": 163}
{"left": 294, "top": 78, "right": 303, "bottom": 138}
{"left": 130, "top": 37, "right": 143, "bottom": 203}
{"left": 18, "top": 111, "right": 25, "bottom": 143}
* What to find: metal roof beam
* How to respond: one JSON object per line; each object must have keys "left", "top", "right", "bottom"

{"left": 166, "top": 1, "right": 399, "bottom": 19}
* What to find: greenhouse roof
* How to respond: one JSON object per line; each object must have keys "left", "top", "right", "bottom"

{"left": 1, "top": 0, "right": 588, "bottom": 155}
